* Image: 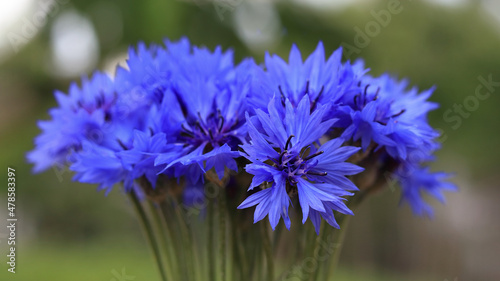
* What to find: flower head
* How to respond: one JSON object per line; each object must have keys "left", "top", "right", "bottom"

{"left": 249, "top": 42, "right": 366, "bottom": 115}
{"left": 153, "top": 39, "right": 251, "bottom": 183}
{"left": 337, "top": 74, "right": 440, "bottom": 157}
{"left": 27, "top": 72, "right": 119, "bottom": 172}
{"left": 396, "top": 165, "right": 456, "bottom": 217}
{"left": 27, "top": 38, "right": 456, "bottom": 227}
{"left": 238, "top": 96, "right": 363, "bottom": 232}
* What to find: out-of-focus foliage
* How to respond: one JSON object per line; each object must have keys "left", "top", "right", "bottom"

{"left": 1, "top": 0, "right": 499, "bottom": 280}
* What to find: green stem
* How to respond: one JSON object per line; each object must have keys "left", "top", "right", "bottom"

{"left": 251, "top": 227, "right": 263, "bottom": 280}
{"left": 261, "top": 222, "right": 274, "bottom": 281}
{"left": 308, "top": 221, "right": 327, "bottom": 281}
{"left": 158, "top": 201, "right": 184, "bottom": 279}
{"left": 322, "top": 191, "right": 368, "bottom": 280}
{"left": 147, "top": 202, "right": 176, "bottom": 280}
{"left": 171, "top": 199, "right": 194, "bottom": 281}
{"left": 324, "top": 215, "right": 351, "bottom": 280}
{"left": 233, "top": 223, "right": 248, "bottom": 280}
{"left": 189, "top": 216, "right": 205, "bottom": 281}
{"left": 128, "top": 192, "right": 168, "bottom": 281}
{"left": 219, "top": 193, "right": 227, "bottom": 281}
{"left": 208, "top": 199, "right": 216, "bottom": 281}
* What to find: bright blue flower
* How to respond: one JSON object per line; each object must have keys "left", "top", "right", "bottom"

{"left": 238, "top": 96, "right": 363, "bottom": 232}
{"left": 69, "top": 130, "right": 181, "bottom": 194}
{"left": 114, "top": 41, "right": 171, "bottom": 107}
{"left": 339, "top": 74, "right": 455, "bottom": 215}
{"left": 27, "top": 72, "right": 119, "bottom": 172}
{"left": 341, "top": 101, "right": 396, "bottom": 151}
{"left": 118, "top": 130, "right": 183, "bottom": 189}
{"left": 70, "top": 142, "right": 129, "bottom": 194}
{"left": 248, "top": 42, "right": 366, "bottom": 115}
{"left": 337, "top": 74, "right": 440, "bottom": 158}
{"left": 396, "top": 165, "right": 456, "bottom": 217}
{"left": 153, "top": 40, "right": 251, "bottom": 183}
{"left": 28, "top": 37, "right": 456, "bottom": 222}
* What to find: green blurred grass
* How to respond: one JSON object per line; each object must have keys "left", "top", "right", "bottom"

{"left": 1, "top": 238, "right": 158, "bottom": 281}
{"left": 1, "top": 0, "right": 499, "bottom": 279}
{"left": 1, "top": 238, "right": 431, "bottom": 281}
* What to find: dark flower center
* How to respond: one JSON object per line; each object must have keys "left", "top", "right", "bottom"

{"left": 353, "top": 83, "right": 379, "bottom": 110}
{"left": 181, "top": 110, "right": 242, "bottom": 151}
{"left": 74, "top": 91, "right": 116, "bottom": 121}
{"left": 268, "top": 135, "right": 327, "bottom": 193}
{"left": 353, "top": 84, "right": 406, "bottom": 125}
{"left": 278, "top": 80, "right": 325, "bottom": 110}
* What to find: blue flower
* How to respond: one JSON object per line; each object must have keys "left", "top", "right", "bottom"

{"left": 335, "top": 73, "right": 455, "bottom": 214}
{"left": 336, "top": 74, "right": 440, "bottom": 158}
{"left": 27, "top": 37, "right": 456, "bottom": 222}
{"left": 27, "top": 72, "right": 119, "bottom": 172}
{"left": 396, "top": 165, "right": 456, "bottom": 217}
{"left": 70, "top": 142, "right": 129, "bottom": 194}
{"left": 70, "top": 128, "right": 184, "bottom": 194}
{"left": 153, "top": 40, "right": 251, "bottom": 183}
{"left": 118, "top": 130, "right": 183, "bottom": 189}
{"left": 114, "top": 41, "right": 171, "bottom": 107}
{"left": 340, "top": 101, "right": 396, "bottom": 151}
{"left": 248, "top": 42, "right": 366, "bottom": 115}
{"left": 238, "top": 96, "right": 363, "bottom": 232}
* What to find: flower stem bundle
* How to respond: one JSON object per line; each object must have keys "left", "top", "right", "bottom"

{"left": 28, "top": 38, "right": 456, "bottom": 281}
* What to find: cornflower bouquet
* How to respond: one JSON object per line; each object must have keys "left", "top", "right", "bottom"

{"left": 28, "top": 38, "right": 456, "bottom": 281}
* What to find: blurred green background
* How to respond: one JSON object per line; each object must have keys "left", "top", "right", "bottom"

{"left": 1, "top": 0, "right": 499, "bottom": 280}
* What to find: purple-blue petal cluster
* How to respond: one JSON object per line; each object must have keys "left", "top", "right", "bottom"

{"left": 28, "top": 38, "right": 456, "bottom": 231}
{"left": 238, "top": 96, "right": 363, "bottom": 233}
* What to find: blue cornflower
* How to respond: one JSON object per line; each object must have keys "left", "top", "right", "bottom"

{"left": 70, "top": 142, "right": 129, "bottom": 194}
{"left": 118, "top": 130, "right": 184, "bottom": 189}
{"left": 336, "top": 74, "right": 440, "bottom": 157}
{"left": 114, "top": 41, "right": 171, "bottom": 107}
{"left": 378, "top": 75, "right": 441, "bottom": 160}
{"left": 27, "top": 72, "right": 119, "bottom": 172}
{"left": 248, "top": 42, "right": 366, "bottom": 115}
{"left": 336, "top": 73, "right": 455, "bottom": 215}
{"left": 154, "top": 39, "right": 252, "bottom": 183}
{"left": 67, "top": 39, "right": 252, "bottom": 194}
{"left": 69, "top": 127, "right": 185, "bottom": 195}
{"left": 396, "top": 165, "right": 456, "bottom": 217}
{"left": 238, "top": 96, "right": 363, "bottom": 232}
{"left": 27, "top": 37, "right": 456, "bottom": 220}
{"left": 340, "top": 101, "right": 396, "bottom": 151}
